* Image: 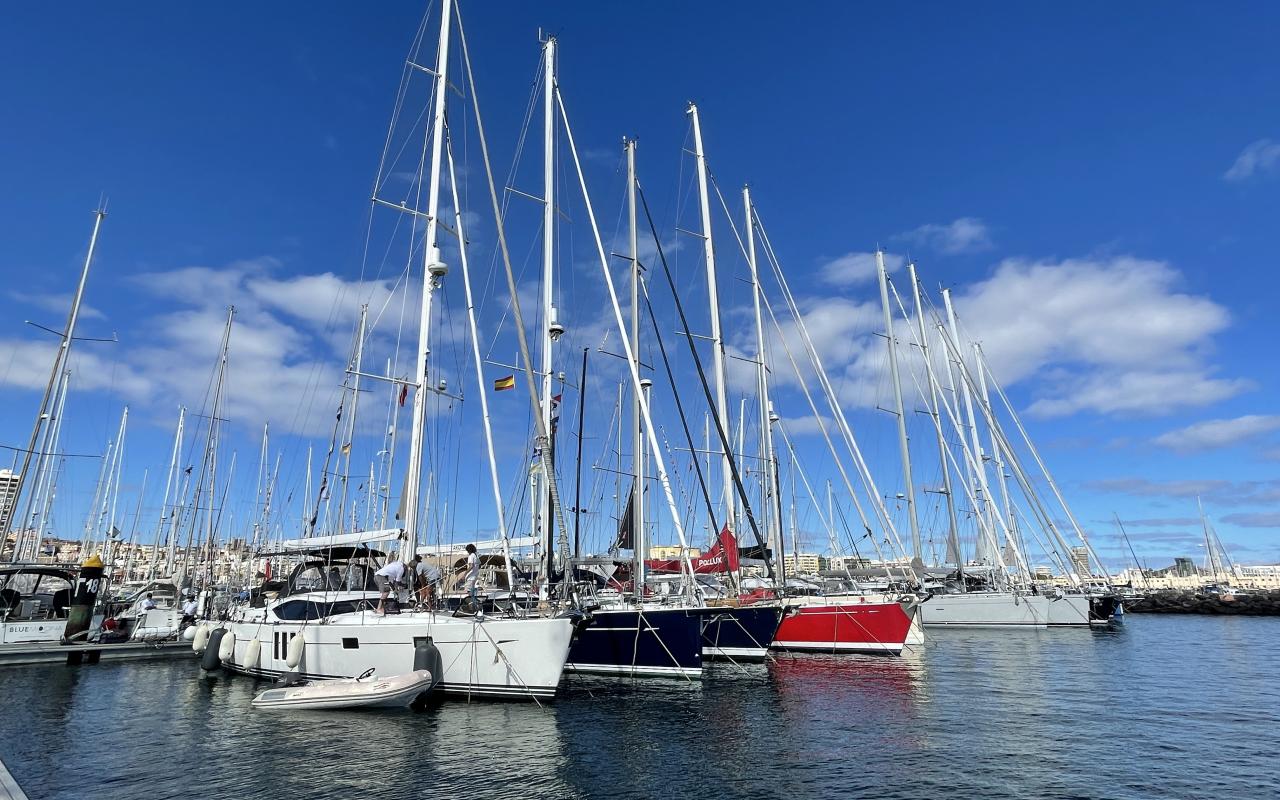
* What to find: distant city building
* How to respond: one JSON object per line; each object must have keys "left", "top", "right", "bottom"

{"left": 1111, "top": 563, "right": 1280, "bottom": 590}
{"left": 649, "top": 545, "right": 701, "bottom": 560}
{"left": 1173, "top": 557, "right": 1197, "bottom": 577}
{"left": 0, "top": 468, "right": 20, "bottom": 533}
{"left": 784, "top": 552, "right": 825, "bottom": 575}
{"left": 1033, "top": 566, "right": 1055, "bottom": 582}
{"left": 1069, "top": 546, "right": 1091, "bottom": 577}
{"left": 827, "top": 555, "right": 870, "bottom": 572}
{"left": 11, "top": 529, "right": 41, "bottom": 562}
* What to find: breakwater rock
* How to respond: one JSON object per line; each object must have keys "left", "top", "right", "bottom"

{"left": 1125, "top": 589, "right": 1280, "bottom": 615}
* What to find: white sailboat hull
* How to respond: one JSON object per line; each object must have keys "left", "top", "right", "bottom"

{"left": 919, "top": 591, "right": 1092, "bottom": 628}
{"left": 219, "top": 611, "right": 574, "bottom": 700}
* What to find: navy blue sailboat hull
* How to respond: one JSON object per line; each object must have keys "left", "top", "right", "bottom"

{"left": 566, "top": 607, "right": 703, "bottom": 678}
{"left": 697, "top": 605, "right": 783, "bottom": 660}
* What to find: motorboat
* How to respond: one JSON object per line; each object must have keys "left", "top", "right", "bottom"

{"left": 0, "top": 564, "right": 76, "bottom": 646}
{"left": 252, "top": 668, "right": 434, "bottom": 710}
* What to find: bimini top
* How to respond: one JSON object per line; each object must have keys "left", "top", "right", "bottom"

{"left": 415, "top": 536, "right": 538, "bottom": 557}
{"left": 279, "top": 528, "right": 405, "bottom": 552}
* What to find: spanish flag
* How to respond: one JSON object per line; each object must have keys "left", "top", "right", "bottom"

{"left": 493, "top": 375, "right": 516, "bottom": 392}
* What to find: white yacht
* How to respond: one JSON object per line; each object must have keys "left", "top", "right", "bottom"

{"left": 210, "top": 532, "right": 574, "bottom": 701}
{"left": 918, "top": 588, "right": 1095, "bottom": 628}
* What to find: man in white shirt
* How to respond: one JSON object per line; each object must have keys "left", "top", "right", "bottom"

{"left": 141, "top": 593, "right": 157, "bottom": 611}
{"left": 464, "top": 544, "right": 479, "bottom": 602}
{"left": 181, "top": 596, "right": 198, "bottom": 627}
{"left": 374, "top": 554, "right": 407, "bottom": 615}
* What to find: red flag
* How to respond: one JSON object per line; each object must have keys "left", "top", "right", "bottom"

{"left": 398, "top": 383, "right": 408, "bottom": 407}
{"left": 645, "top": 526, "right": 740, "bottom": 575}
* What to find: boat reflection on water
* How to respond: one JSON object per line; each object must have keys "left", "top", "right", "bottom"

{"left": 768, "top": 651, "right": 926, "bottom": 717}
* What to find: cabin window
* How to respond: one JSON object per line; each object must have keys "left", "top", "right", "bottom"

{"left": 342, "top": 638, "right": 359, "bottom": 650}
{"left": 273, "top": 599, "right": 366, "bottom": 621}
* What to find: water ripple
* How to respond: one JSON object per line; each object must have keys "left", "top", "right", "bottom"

{"left": 0, "top": 616, "right": 1275, "bottom": 799}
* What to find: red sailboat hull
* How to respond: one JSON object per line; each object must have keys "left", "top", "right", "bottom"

{"left": 771, "top": 599, "right": 913, "bottom": 655}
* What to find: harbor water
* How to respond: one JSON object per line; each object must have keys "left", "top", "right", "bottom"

{"left": 2, "top": 615, "right": 1276, "bottom": 800}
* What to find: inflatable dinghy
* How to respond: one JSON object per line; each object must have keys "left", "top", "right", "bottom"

{"left": 252, "top": 668, "right": 433, "bottom": 710}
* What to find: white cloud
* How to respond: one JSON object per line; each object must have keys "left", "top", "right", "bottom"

{"left": 896, "top": 217, "right": 993, "bottom": 254}
{"left": 778, "top": 414, "right": 834, "bottom": 437}
{"left": 1153, "top": 415, "right": 1280, "bottom": 453}
{"left": 1027, "top": 369, "right": 1249, "bottom": 418}
{"left": 1220, "top": 512, "right": 1280, "bottom": 528}
{"left": 0, "top": 258, "right": 428, "bottom": 438}
{"left": 0, "top": 337, "right": 150, "bottom": 397}
{"left": 8, "top": 291, "right": 106, "bottom": 321}
{"left": 1223, "top": 138, "right": 1280, "bottom": 181}
{"left": 1115, "top": 517, "right": 1201, "bottom": 527}
{"left": 956, "top": 256, "right": 1245, "bottom": 417}
{"left": 818, "top": 251, "right": 904, "bottom": 286}
{"left": 765, "top": 253, "right": 1245, "bottom": 422}
{"left": 1085, "top": 477, "right": 1280, "bottom": 508}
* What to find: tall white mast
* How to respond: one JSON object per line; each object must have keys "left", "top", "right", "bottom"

{"left": 302, "top": 444, "right": 313, "bottom": 534}
{"left": 201, "top": 308, "right": 234, "bottom": 577}
{"left": 7, "top": 208, "right": 105, "bottom": 551}
{"left": 164, "top": 409, "right": 186, "bottom": 576}
{"left": 909, "top": 266, "right": 961, "bottom": 573}
{"left": 251, "top": 423, "right": 269, "bottom": 554}
{"left": 745, "top": 187, "right": 781, "bottom": 581}
{"left": 379, "top": 357, "right": 398, "bottom": 530}
{"left": 340, "top": 306, "right": 368, "bottom": 530}
{"left": 970, "top": 342, "right": 1108, "bottom": 584}
{"left": 943, "top": 288, "right": 993, "bottom": 561}
{"left": 535, "top": 35, "right": 560, "bottom": 576}
{"left": 626, "top": 138, "right": 647, "bottom": 589}
{"left": 556, "top": 89, "right": 700, "bottom": 590}
{"left": 974, "top": 343, "right": 1018, "bottom": 566}
{"left": 27, "top": 368, "right": 71, "bottom": 561}
{"left": 152, "top": 406, "right": 184, "bottom": 578}
{"left": 687, "top": 103, "right": 734, "bottom": 529}
{"left": 445, "top": 130, "right": 514, "bottom": 586}
{"left": 401, "top": 0, "right": 454, "bottom": 561}
{"left": 877, "top": 251, "right": 922, "bottom": 562}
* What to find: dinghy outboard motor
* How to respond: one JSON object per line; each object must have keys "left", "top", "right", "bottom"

{"left": 201, "top": 628, "right": 227, "bottom": 671}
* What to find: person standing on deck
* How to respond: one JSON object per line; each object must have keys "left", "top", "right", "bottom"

{"left": 464, "top": 544, "right": 479, "bottom": 602}
{"left": 415, "top": 556, "right": 441, "bottom": 609}
{"left": 374, "top": 553, "right": 407, "bottom": 615}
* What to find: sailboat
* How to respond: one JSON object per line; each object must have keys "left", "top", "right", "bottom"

{"left": 515, "top": 46, "right": 707, "bottom": 680}
{"left": 211, "top": 0, "right": 574, "bottom": 700}
{"left": 869, "top": 265, "right": 1111, "bottom": 628}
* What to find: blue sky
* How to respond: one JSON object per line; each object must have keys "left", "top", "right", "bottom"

{"left": 2, "top": 2, "right": 1278, "bottom": 568}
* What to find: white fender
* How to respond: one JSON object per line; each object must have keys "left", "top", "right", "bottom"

{"left": 245, "top": 638, "right": 262, "bottom": 669}
{"left": 285, "top": 633, "right": 305, "bottom": 669}
{"left": 218, "top": 630, "right": 237, "bottom": 664}
{"left": 182, "top": 625, "right": 198, "bottom": 642}
{"left": 192, "top": 623, "right": 210, "bottom": 653}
